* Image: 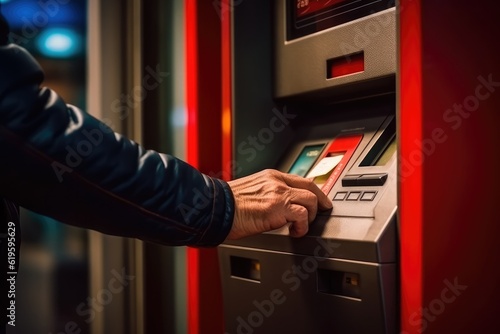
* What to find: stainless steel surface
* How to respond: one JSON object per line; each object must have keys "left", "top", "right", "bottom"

{"left": 220, "top": 1, "right": 398, "bottom": 333}
{"left": 275, "top": 1, "right": 396, "bottom": 99}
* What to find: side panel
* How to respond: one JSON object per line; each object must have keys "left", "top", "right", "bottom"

{"left": 399, "top": 0, "right": 500, "bottom": 333}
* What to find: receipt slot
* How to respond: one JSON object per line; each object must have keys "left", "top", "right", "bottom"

{"left": 218, "top": 1, "right": 398, "bottom": 333}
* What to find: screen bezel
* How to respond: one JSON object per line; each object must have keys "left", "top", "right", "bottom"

{"left": 287, "top": 0, "right": 395, "bottom": 40}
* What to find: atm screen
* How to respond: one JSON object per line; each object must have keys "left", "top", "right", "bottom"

{"left": 360, "top": 117, "right": 396, "bottom": 167}
{"left": 295, "top": 0, "right": 349, "bottom": 18}
{"left": 373, "top": 137, "right": 396, "bottom": 166}
{"left": 288, "top": 144, "right": 325, "bottom": 177}
{"left": 288, "top": 0, "right": 394, "bottom": 40}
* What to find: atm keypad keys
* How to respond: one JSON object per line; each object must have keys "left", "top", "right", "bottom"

{"left": 360, "top": 191, "right": 377, "bottom": 201}
{"left": 333, "top": 192, "right": 348, "bottom": 201}
{"left": 333, "top": 191, "right": 377, "bottom": 201}
{"left": 346, "top": 192, "right": 362, "bottom": 201}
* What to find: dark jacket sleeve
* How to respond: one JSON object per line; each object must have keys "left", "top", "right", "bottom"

{"left": 0, "top": 43, "right": 234, "bottom": 247}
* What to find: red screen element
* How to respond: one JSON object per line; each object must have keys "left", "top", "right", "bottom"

{"left": 296, "top": 0, "right": 349, "bottom": 18}
{"left": 328, "top": 52, "right": 365, "bottom": 78}
{"left": 319, "top": 134, "right": 363, "bottom": 195}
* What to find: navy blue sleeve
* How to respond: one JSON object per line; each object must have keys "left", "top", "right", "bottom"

{"left": 0, "top": 43, "right": 234, "bottom": 247}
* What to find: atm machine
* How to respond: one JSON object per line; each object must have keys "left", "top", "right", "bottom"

{"left": 218, "top": 1, "right": 398, "bottom": 333}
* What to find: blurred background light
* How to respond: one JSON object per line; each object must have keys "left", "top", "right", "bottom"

{"left": 36, "top": 27, "right": 82, "bottom": 58}
{"left": 1, "top": 0, "right": 86, "bottom": 28}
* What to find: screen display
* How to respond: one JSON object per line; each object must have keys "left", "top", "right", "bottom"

{"left": 295, "top": 0, "right": 349, "bottom": 18}
{"left": 288, "top": 0, "right": 394, "bottom": 40}
{"left": 360, "top": 117, "right": 396, "bottom": 167}
{"left": 374, "top": 137, "right": 396, "bottom": 166}
{"left": 288, "top": 144, "right": 325, "bottom": 177}
{"left": 307, "top": 153, "right": 345, "bottom": 188}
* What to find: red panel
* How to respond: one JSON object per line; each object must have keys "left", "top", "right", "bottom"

{"left": 418, "top": 2, "right": 500, "bottom": 333}
{"left": 220, "top": 3, "right": 232, "bottom": 332}
{"left": 186, "top": 1, "right": 224, "bottom": 333}
{"left": 221, "top": 0, "right": 233, "bottom": 181}
{"left": 400, "top": 1, "right": 500, "bottom": 333}
{"left": 185, "top": 1, "right": 200, "bottom": 333}
{"left": 327, "top": 52, "right": 364, "bottom": 79}
{"left": 320, "top": 134, "right": 363, "bottom": 194}
{"left": 399, "top": 0, "right": 423, "bottom": 333}
{"left": 186, "top": 0, "right": 199, "bottom": 169}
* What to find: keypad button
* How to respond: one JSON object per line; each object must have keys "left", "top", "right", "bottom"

{"left": 360, "top": 191, "right": 377, "bottom": 201}
{"left": 333, "top": 192, "right": 348, "bottom": 201}
{"left": 346, "top": 192, "right": 361, "bottom": 201}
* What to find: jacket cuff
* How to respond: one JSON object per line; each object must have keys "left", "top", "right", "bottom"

{"left": 195, "top": 177, "right": 235, "bottom": 247}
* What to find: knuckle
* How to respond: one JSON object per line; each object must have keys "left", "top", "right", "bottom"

{"left": 305, "top": 178, "right": 316, "bottom": 188}
{"left": 305, "top": 191, "right": 316, "bottom": 203}
{"left": 264, "top": 168, "right": 278, "bottom": 177}
{"left": 295, "top": 189, "right": 316, "bottom": 207}
{"left": 296, "top": 205, "right": 308, "bottom": 218}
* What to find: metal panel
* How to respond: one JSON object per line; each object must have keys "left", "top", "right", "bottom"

{"left": 219, "top": 246, "right": 396, "bottom": 334}
{"left": 221, "top": 0, "right": 398, "bottom": 333}
{"left": 275, "top": 0, "right": 396, "bottom": 99}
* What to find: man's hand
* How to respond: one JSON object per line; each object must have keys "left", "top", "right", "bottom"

{"left": 226, "top": 169, "right": 332, "bottom": 240}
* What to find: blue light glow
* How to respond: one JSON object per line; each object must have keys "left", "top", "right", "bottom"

{"left": 36, "top": 28, "right": 82, "bottom": 58}
{"left": 1, "top": 0, "right": 86, "bottom": 28}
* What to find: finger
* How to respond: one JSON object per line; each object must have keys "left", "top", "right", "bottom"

{"left": 289, "top": 188, "right": 318, "bottom": 222}
{"left": 281, "top": 173, "right": 333, "bottom": 210}
{"left": 284, "top": 204, "right": 309, "bottom": 237}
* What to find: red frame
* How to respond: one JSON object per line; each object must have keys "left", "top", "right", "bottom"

{"left": 185, "top": 1, "right": 224, "bottom": 333}
{"left": 399, "top": 0, "right": 423, "bottom": 332}
{"left": 187, "top": 1, "right": 500, "bottom": 333}
{"left": 399, "top": 1, "right": 500, "bottom": 332}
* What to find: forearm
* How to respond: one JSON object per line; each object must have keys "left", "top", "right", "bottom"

{"left": 0, "top": 43, "right": 234, "bottom": 247}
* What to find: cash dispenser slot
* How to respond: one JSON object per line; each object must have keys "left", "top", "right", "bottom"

{"left": 317, "top": 269, "right": 361, "bottom": 300}
{"left": 230, "top": 256, "right": 261, "bottom": 282}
